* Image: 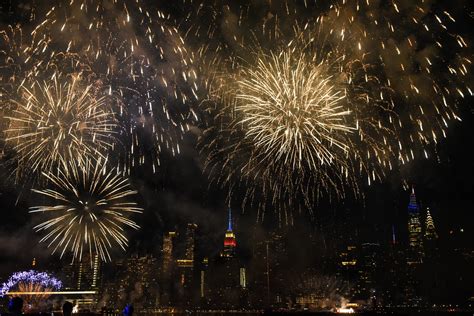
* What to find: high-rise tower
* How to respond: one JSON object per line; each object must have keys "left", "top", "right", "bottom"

{"left": 63, "top": 255, "right": 101, "bottom": 291}
{"left": 407, "top": 188, "right": 424, "bottom": 264}
{"left": 424, "top": 208, "right": 438, "bottom": 241}
{"left": 162, "top": 231, "right": 177, "bottom": 275}
{"left": 222, "top": 208, "right": 237, "bottom": 257}
{"left": 404, "top": 189, "right": 425, "bottom": 306}
{"left": 185, "top": 223, "right": 198, "bottom": 262}
{"left": 212, "top": 208, "right": 243, "bottom": 309}
{"left": 423, "top": 207, "right": 439, "bottom": 259}
{"left": 176, "top": 224, "right": 198, "bottom": 307}
{"left": 62, "top": 254, "right": 101, "bottom": 310}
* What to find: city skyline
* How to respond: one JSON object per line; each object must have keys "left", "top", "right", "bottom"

{"left": 1, "top": 188, "right": 473, "bottom": 310}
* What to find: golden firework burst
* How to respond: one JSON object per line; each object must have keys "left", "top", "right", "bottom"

{"left": 30, "top": 159, "right": 142, "bottom": 262}
{"left": 4, "top": 75, "right": 117, "bottom": 182}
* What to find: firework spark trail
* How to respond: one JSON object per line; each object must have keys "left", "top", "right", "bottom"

{"left": 188, "top": 0, "right": 472, "bottom": 221}
{"left": 42, "top": 0, "right": 199, "bottom": 172}
{"left": 329, "top": 0, "right": 471, "bottom": 150}
{"left": 1, "top": 0, "right": 200, "bottom": 175}
{"left": 3, "top": 74, "right": 117, "bottom": 183}
{"left": 30, "top": 159, "right": 142, "bottom": 262}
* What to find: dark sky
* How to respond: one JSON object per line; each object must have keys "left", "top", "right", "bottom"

{"left": 0, "top": 0, "right": 472, "bottom": 282}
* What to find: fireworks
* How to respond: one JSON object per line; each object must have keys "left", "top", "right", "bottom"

{"left": 1, "top": 0, "right": 199, "bottom": 174}
{"left": 0, "top": 0, "right": 471, "bottom": 244}
{"left": 0, "top": 270, "right": 62, "bottom": 309}
{"left": 41, "top": 0, "right": 199, "bottom": 172}
{"left": 4, "top": 75, "right": 117, "bottom": 182}
{"left": 0, "top": 270, "right": 62, "bottom": 297}
{"left": 236, "top": 50, "right": 354, "bottom": 170}
{"left": 193, "top": 0, "right": 471, "bottom": 220}
{"left": 30, "top": 159, "right": 142, "bottom": 262}
{"left": 291, "top": 272, "right": 352, "bottom": 309}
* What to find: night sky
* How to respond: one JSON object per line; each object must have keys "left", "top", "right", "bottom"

{"left": 0, "top": 0, "right": 473, "bottom": 300}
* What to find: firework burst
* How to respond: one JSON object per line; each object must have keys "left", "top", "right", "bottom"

{"left": 30, "top": 159, "right": 142, "bottom": 262}
{"left": 3, "top": 74, "right": 117, "bottom": 183}
{"left": 1, "top": 0, "right": 199, "bottom": 174}
{"left": 0, "top": 270, "right": 62, "bottom": 310}
{"left": 236, "top": 50, "right": 354, "bottom": 170}
{"left": 37, "top": 0, "right": 199, "bottom": 172}
{"left": 0, "top": 270, "right": 62, "bottom": 297}
{"left": 192, "top": 0, "right": 471, "bottom": 221}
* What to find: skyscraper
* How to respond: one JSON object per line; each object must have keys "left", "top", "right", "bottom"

{"left": 405, "top": 189, "right": 424, "bottom": 306}
{"left": 116, "top": 255, "right": 160, "bottom": 311}
{"left": 62, "top": 255, "right": 101, "bottom": 310}
{"left": 185, "top": 223, "right": 198, "bottom": 261}
{"left": 210, "top": 208, "right": 242, "bottom": 309}
{"left": 200, "top": 257, "right": 209, "bottom": 302}
{"left": 407, "top": 188, "right": 424, "bottom": 264}
{"left": 337, "top": 244, "right": 358, "bottom": 282}
{"left": 250, "top": 230, "right": 289, "bottom": 308}
{"left": 423, "top": 207, "right": 439, "bottom": 260}
{"left": 176, "top": 223, "right": 198, "bottom": 307}
{"left": 424, "top": 208, "right": 438, "bottom": 241}
{"left": 162, "top": 231, "right": 177, "bottom": 275}
{"left": 63, "top": 255, "right": 101, "bottom": 291}
{"left": 222, "top": 208, "right": 237, "bottom": 258}
{"left": 162, "top": 231, "right": 177, "bottom": 306}
{"left": 357, "top": 243, "right": 380, "bottom": 302}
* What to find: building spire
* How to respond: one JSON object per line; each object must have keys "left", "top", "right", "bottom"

{"left": 408, "top": 187, "right": 418, "bottom": 213}
{"left": 424, "top": 208, "right": 438, "bottom": 240}
{"left": 227, "top": 207, "right": 233, "bottom": 231}
{"left": 391, "top": 225, "right": 397, "bottom": 244}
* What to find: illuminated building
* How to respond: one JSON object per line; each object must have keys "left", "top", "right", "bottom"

{"left": 423, "top": 207, "right": 440, "bottom": 262}
{"left": 421, "top": 207, "right": 442, "bottom": 303}
{"left": 102, "top": 255, "right": 160, "bottom": 311}
{"left": 72, "top": 256, "right": 100, "bottom": 290}
{"left": 200, "top": 258, "right": 209, "bottom": 301}
{"left": 209, "top": 207, "right": 247, "bottom": 309}
{"left": 250, "top": 230, "right": 288, "bottom": 308}
{"left": 161, "top": 231, "right": 177, "bottom": 306}
{"left": 337, "top": 243, "right": 360, "bottom": 299}
{"left": 356, "top": 243, "right": 380, "bottom": 303}
{"left": 100, "top": 259, "right": 124, "bottom": 310}
{"left": 62, "top": 255, "right": 101, "bottom": 310}
{"left": 222, "top": 208, "right": 237, "bottom": 257}
{"left": 240, "top": 267, "right": 247, "bottom": 289}
{"left": 162, "top": 231, "right": 177, "bottom": 276}
{"left": 424, "top": 208, "right": 438, "bottom": 241}
{"left": 405, "top": 189, "right": 424, "bottom": 306}
{"left": 338, "top": 245, "right": 358, "bottom": 279}
{"left": 407, "top": 188, "right": 424, "bottom": 264}
{"left": 131, "top": 255, "right": 160, "bottom": 310}
{"left": 185, "top": 223, "right": 198, "bottom": 261}
{"left": 381, "top": 225, "right": 409, "bottom": 306}
{"left": 176, "top": 223, "right": 198, "bottom": 307}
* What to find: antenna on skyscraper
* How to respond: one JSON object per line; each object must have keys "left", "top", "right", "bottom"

{"left": 392, "top": 225, "right": 397, "bottom": 244}
{"left": 227, "top": 207, "right": 234, "bottom": 231}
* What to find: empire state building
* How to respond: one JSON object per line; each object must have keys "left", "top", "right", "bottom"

{"left": 222, "top": 208, "right": 237, "bottom": 257}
